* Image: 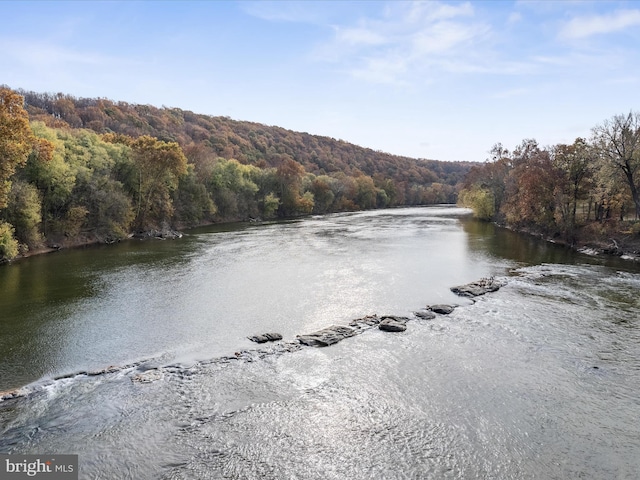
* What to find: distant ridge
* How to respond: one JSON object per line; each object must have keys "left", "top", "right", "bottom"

{"left": 18, "top": 88, "right": 473, "bottom": 195}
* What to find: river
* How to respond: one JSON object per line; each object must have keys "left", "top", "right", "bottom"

{"left": 1, "top": 206, "right": 639, "bottom": 479}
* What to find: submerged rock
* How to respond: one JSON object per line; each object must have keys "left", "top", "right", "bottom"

{"left": 248, "top": 332, "right": 283, "bottom": 343}
{"left": 428, "top": 304, "right": 456, "bottom": 315}
{"left": 297, "top": 325, "right": 356, "bottom": 347}
{"left": 451, "top": 277, "right": 504, "bottom": 298}
{"left": 379, "top": 316, "right": 408, "bottom": 332}
{"left": 414, "top": 310, "right": 436, "bottom": 320}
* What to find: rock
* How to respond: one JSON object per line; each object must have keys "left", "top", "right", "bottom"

{"left": 349, "top": 315, "right": 381, "bottom": 328}
{"left": 451, "top": 277, "right": 504, "bottom": 298}
{"left": 414, "top": 310, "right": 436, "bottom": 320}
{"left": 428, "top": 304, "right": 455, "bottom": 315}
{"left": 132, "top": 369, "right": 163, "bottom": 383}
{"left": 87, "top": 365, "right": 121, "bottom": 376}
{"left": 297, "top": 325, "right": 356, "bottom": 347}
{"left": 0, "top": 388, "right": 27, "bottom": 401}
{"left": 248, "top": 332, "right": 283, "bottom": 343}
{"left": 132, "top": 229, "right": 183, "bottom": 240}
{"left": 378, "top": 317, "right": 407, "bottom": 332}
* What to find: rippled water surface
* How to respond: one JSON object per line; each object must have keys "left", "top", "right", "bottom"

{"left": 1, "top": 207, "right": 639, "bottom": 479}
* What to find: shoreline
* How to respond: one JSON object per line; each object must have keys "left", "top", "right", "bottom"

{"left": 497, "top": 222, "right": 640, "bottom": 263}
{"left": 6, "top": 209, "right": 640, "bottom": 266}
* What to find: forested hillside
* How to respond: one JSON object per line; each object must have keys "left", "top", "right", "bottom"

{"left": 0, "top": 87, "right": 472, "bottom": 262}
{"left": 459, "top": 112, "right": 640, "bottom": 254}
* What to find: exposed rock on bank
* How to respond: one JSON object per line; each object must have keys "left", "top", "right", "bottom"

{"left": 414, "top": 310, "right": 436, "bottom": 320}
{"left": 131, "top": 229, "right": 183, "bottom": 240}
{"left": 248, "top": 332, "right": 283, "bottom": 343}
{"left": 451, "top": 277, "right": 504, "bottom": 298}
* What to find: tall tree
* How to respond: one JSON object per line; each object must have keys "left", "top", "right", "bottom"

{"left": 0, "top": 88, "right": 35, "bottom": 208}
{"left": 131, "top": 136, "right": 188, "bottom": 229}
{"left": 591, "top": 112, "right": 640, "bottom": 219}
{"left": 552, "top": 138, "right": 594, "bottom": 237}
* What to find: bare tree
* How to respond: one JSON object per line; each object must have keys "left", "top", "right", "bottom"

{"left": 591, "top": 112, "right": 640, "bottom": 219}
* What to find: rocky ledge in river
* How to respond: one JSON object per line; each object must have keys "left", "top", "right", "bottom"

{"left": 414, "top": 310, "right": 437, "bottom": 320}
{"left": 378, "top": 316, "right": 409, "bottom": 332}
{"left": 248, "top": 332, "right": 283, "bottom": 343}
{"left": 450, "top": 277, "right": 504, "bottom": 298}
{"left": 427, "top": 304, "right": 456, "bottom": 315}
{"left": 297, "top": 325, "right": 357, "bottom": 347}
{"left": 2, "top": 279, "right": 509, "bottom": 401}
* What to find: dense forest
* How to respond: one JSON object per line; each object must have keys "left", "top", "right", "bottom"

{"left": 459, "top": 111, "right": 640, "bottom": 253}
{"left": 0, "top": 87, "right": 472, "bottom": 262}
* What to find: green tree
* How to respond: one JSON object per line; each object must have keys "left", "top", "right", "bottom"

{"left": 458, "top": 186, "right": 495, "bottom": 220}
{"left": 355, "top": 175, "right": 377, "bottom": 209}
{"left": 25, "top": 122, "right": 75, "bottom": 236}
{"left": 173, "top": 164, "right": 216, "bottom": 226}
{"left": 4, "top": 179, "right": 42, "bottom": 249}
{"left": 262, "top": 192, "right": 280, "bottom": 218}
{"left": 0, "top": 221, "right": 19, "bottom": 262}
{"left": 127, "top": 135, "right": 188, "bottom": 229}
{"left": 208, "top": 158, "right": 260, "bottom": 220}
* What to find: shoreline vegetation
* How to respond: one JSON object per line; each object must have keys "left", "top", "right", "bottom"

{"left": 458, "top": 112, "right": 640, "bottom": 262}
{"left": 0, "top": 86, "right": 471, "bottom": 264}
{"left": 1, "top": 86, "right": 638, "bottom": 263}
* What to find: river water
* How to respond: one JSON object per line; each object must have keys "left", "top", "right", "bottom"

{"left": 1, "top": 206, "right": 639, "bottom": 479}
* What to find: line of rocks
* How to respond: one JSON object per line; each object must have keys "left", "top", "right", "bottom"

{"left": 246, "top": 277, "right": 506, "bottom": 349}
{"left": 2, "top": 278, "right": 505, "bottom": 399}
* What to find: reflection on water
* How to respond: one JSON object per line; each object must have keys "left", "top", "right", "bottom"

{"left": 1, "top": 207, "right": 639, "bottom": 479}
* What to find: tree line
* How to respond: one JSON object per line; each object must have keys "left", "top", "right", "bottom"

{"left": 459, "top": 112, "right": 640, "bottom": 248}
{"left": 0, "top": 87, "right": 472, "bottom": 262}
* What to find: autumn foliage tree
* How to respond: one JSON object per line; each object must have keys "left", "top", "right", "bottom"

{"left": 552, "top": 138, "right": 594, "bottom": 239}
{"left": 591, "top": 112, "right": 640, "bottom": 219}
{"left": 0, "top": 88, "right": 35, "bottom": 209}
{"left": 0, "top": 89, "right": 52, "bottom": 260}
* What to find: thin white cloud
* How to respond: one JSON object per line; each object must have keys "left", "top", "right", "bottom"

{"left": 314, "top": 1, "right": 494, "bottom": 85}
{"left": 560, "top": 9, "right": 640, "bottom": 39}
{"left": 403, "top": 1, "right": 474, "bottom": 23}
{"left": 411, "top": 21, "right": 482, "bottom": 55}
{"left": 507, "top": 12, "right": 522, "bottom": 25}
{"left": 336, "top": 27, "right": 388, "bottom": 47}
{"left": 0, "top": 39, "right": 112, "bottom": 67}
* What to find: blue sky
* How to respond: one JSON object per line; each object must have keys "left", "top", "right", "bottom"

{"left": 2, "top": 1, "right": 639, "bottom": 162}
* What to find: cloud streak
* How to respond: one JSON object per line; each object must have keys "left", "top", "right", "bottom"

{"left": 560, "top": 9, "right": 640, "bottom": 39}
{"left": 313, "top": 1, "right": 495, "bottom": 85}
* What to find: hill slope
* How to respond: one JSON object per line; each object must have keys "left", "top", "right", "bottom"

{"left": 19, "top": 90, "right": 472, "bottom": 197}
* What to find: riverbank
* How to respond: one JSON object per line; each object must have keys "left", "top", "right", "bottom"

{"left": 8, "top": 226, "right": 189, "bottom": 264}
{"left": 500, "top": 220, "right": 640, "bottom": 262}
